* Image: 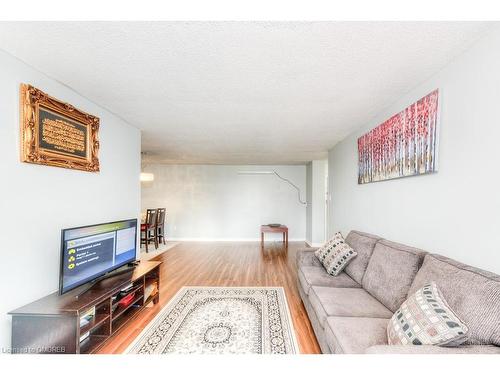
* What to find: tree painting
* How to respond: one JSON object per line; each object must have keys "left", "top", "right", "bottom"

{"left": 358, "top": 89, "right": 439, "bottom": 184}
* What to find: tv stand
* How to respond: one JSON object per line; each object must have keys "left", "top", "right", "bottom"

{"left": 74, "top": 266, "right": 136, "bottom": 300}
{"left": 9, "top": 260, "right": 161, "bottom": 354}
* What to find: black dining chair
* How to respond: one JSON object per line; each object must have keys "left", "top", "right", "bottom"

{"left": 156, "top": 208, "right": 166, "bottom": 245}
{"left": 140, "top": 208, "right": 158, "bottom": 252}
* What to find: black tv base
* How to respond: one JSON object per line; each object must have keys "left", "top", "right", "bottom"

{"left": 9, "top": 260, "right": 161, "bottom": 354}
{"left": 74, "top": 265, "right": 137, "bottom": 300}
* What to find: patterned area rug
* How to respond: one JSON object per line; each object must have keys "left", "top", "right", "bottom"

{"left": 126, "top": 287, "right": 299, "bottom": 354}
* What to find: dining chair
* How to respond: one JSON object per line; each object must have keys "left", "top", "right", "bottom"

{"left": 140, "top": 208, "right": 158, "bottom": 252}
{"left": 156, "top": 208, "right": 166, "bottom": 245}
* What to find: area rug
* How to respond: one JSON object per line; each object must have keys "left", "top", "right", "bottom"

{"left": 126, "top": 287, "right": 299, "bottom": 354}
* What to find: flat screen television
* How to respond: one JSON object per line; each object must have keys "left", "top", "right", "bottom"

{"left": 59, "top": 219, "right": 138, "bottom": 295}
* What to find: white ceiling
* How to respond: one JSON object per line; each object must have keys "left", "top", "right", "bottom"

{"left": 0, "top": 22, "right": 495, "bottom": 164}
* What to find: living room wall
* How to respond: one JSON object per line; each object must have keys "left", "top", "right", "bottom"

{"left": 141, "top": 164, "right": 307, "bottom": 241}
{"left": 306, "top": 160, "right": 327, "bottom": 247}
{"left": 0, "top": 50, "right": 141, "bottom": 350}
{"left": 328, "top": 27, "right": 500, "bottom": 273}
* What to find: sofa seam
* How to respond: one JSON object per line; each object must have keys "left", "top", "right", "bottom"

{"left": 324, "top": 320, "right": 346, "bottom": 354}
{"left": 297, "top": 268, "right": 311, "bottom": 295}
{"left": 300, "top": 266, "right": 361, "bottom": 287}
{"left": 298, "top": 282, "right": 332, "bottom": 353}
{"left": 309, "top": 287, "right": 330, "bottom": 328}
{"left": 311, "top": 286, "right": 394, "bottom": 318}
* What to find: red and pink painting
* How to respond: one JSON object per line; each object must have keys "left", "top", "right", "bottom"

{"left": 358, "top": 89, "right": 440, "bottom": 184}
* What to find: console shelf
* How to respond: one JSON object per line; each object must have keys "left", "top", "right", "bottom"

{"left": 112, "top": 293, "right": 145, "bottom": 322}
{"left": 80, "top": 313, "right": 110, "bottom": 336}
{"left": 9, "top": 260, "right": 162, "bottom": 354}
{"left": 111, "top": 305, "right": 144, "bottom": 333}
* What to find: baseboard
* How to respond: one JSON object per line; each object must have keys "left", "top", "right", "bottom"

{"left": 305, "top": 240, "right": 323, "bottom": 248}
{"left": 169, "top": 237, "right": 307, "bottom": 242}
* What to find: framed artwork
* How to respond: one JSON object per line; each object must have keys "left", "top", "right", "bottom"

{"left": 20, "top": 83, "right": 100, "bottom": 172}
{"left": 358, "top": 89, "right": 440, "bottom": 184}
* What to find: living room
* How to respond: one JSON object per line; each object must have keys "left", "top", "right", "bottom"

{"left": 1, "top": 1, "right": 499, "bottom": 373}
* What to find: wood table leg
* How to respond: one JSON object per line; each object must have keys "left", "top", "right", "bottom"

{"left": 282, "top": 232, "right": 285, "bottom": 243}
{"left": 261, "top": 232, "right": 264, "bottom": 247}
{"left": 285, "top": 231, "right": 288, "bottom": 247}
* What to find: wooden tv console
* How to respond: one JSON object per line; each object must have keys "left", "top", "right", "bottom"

{"left": 9, "top": 260, "right": 161, "bottom": 354}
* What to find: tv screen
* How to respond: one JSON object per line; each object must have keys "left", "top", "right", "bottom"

{"left": 59, "top": 219, "right": 138, "bottom": 294}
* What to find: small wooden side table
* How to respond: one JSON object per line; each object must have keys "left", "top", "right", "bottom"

{"left": 260, "top": 225, "right": 288, "bottom": 247}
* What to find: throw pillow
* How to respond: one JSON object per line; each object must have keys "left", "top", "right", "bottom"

{"left": 387, "top": 282, "right": 469, "bottom": 346}
{"left": 315, "top": 232, "right": 357, "bottom": 276}
{"left": 314, "top": 232, "right": 343, "bottom": 263}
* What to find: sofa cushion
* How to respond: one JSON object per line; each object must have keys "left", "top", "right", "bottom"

{"left": 298, "top": 266, "right": 361, "bottom": 295}
{"left": 309, "top": 286, "right": 393, "bottom": 328}
{"left": 296, "top": 249, "right": 322, "bottom": 268}
{"left": 362, "top": 239, "right": 426, "bottom": 312}
{"left": 344, "top": 231, "right": 381, "bottom": 284}
{"left": 325, "top": 316, "right": 389, "bottom": 354}
{"left": 387, "top": 282, "right": 468, "bottom": 346}
{"left": 409, "top": 253, "right": 500, "bottom": 346}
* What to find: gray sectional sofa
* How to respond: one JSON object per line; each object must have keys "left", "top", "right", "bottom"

{"left": 296, "top": 230, "right": 500, "bottom": 354}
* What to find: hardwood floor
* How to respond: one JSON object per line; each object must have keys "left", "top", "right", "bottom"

{"left": 97, "top": 241, "right": 321, "bottom": 354}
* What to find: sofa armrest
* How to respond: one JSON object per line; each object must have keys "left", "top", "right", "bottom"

{"left": 365, "top": 344, "right": 500, "bottom": 354}
{"left": 296, "top": 248, "right": 321, "bottom": 268}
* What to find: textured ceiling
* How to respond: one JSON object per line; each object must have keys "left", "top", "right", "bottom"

{"left": 0, "top": 22, "right": 494, "bottom": 164}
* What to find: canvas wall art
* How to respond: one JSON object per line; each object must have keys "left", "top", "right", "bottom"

{"left": 358, "top": 89, "right": 440, "bottom": 184}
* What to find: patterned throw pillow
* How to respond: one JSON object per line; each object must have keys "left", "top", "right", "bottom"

{"left": 314, "top": 232, "right": 357, "bottom": 276}
{"left": 314, "top": 232, "right": 343, "bottom": 263}
{"left": 387, "top": 282, "right": 469, "bottom": 346}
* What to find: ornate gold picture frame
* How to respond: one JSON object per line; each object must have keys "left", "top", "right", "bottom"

{"left": 20, "top": 83, "right": 100, "bottom": 172}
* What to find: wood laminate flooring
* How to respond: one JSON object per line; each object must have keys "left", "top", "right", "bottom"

{"left": 97, "top": 241, "right": 321, "bottom": 354}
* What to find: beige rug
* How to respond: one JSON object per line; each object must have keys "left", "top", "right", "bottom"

{"left": 125, "top": 287, "right": 299, "bottom": 354}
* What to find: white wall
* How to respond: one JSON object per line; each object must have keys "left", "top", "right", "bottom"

{"left": 0, "top": 50, "right": 141, "bottom": 350}
{"left": 306, "top": 160, "right": 327, "bottom": 246}
{"left": 141, "top": 164, "right": 307, "bottom": 241}
{"left": 328, "top": 27, "right": 500, "bottom": 274}
{"left": 306, "top": 162, "right": 313, "bottom": 243}
{"left": 312, "top": 160, "right": 327, "bottom": 245}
